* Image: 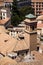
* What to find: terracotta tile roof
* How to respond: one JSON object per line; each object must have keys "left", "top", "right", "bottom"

{"left": 37, "top": 23, "right": 43, "bottom": 29}
{"left": 0, "top": 26, "right": 8, "bottom": 33}
{"left": 31, "top": 51, "right": 43, "bottom": 60}
{"left": 18, "top": 61, "right": 43, "bottom": 65}
{"left": 0, "top": 28, "right": 29, "bottom": 55}
{"left": 37, "top": 15, "right": 43, "bottom": 20}
{"left": 24, "top": 19, "right": 37, "bottom": 23}
{"left": 0, "top": 56, "right": 17, "bottom": 65}
{"left": 13, "top": 39, "right": 29, "bottom": 52}
{"left": 0, "top": 18, "right": 10, "bottom": 25}
{"left": 24, "top": 19, "right": 30, "bottom": 23}
{"left": 0, "top": 33, "right": 16, "bottom": 55}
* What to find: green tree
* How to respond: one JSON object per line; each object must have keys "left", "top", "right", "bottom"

{"left": 19, "top": 6, "right": 34, "bottom": 16}
{"left": 11, "top": 0, "right": 34, "bottom": 26}
{"left": 11, "top": 15, "right": 21, "bottom": 26}
{"left": 11, "top": 0, "right": 20, "bottom": 26}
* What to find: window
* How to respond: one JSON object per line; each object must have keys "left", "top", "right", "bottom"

{"left": 39, "top": 5, "right": 41, "bottom": 7}
{"left": 32, "top": 26, "right": 34, "bottom": 30}
{"left": 39, "top": 2, "right": 41, "bottom": 4}
{"left": 42, "top": 2, "right": 43, "bottom": 4}
{"left": 36, "top": 8, "right": 38, "bottom": 10}
{"left": 37, "top": 47, "right": 39, "bottom": 51}
{"left": 32, "top": 2, "right": 34, "bottom": 4}
{"left": 3, "top": 17, "right": 5, "bottom": 19}
{"left": 3, "top": 13, "right": 5, "bottom": 16}
{"left": 36, "top": 5, "right": 38, "bottom": 7}
{"left": 17, "top": 52, "right": 19, "bottom": 56}
{"left": 36, "top": 2, "right": 38, "bottom": 4}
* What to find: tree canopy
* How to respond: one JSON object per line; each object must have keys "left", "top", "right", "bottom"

{"left": 11, "top": 0, "right": 34, "bottom": 26}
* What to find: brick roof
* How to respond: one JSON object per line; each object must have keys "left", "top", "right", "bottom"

{"left": 37, "top": 15, "right": 43, "bottom": 20}
{"left": 24, "top": 19, "right": 37, "bottom": 23}
{"left": 13, "top": 39, "right": 29, "bottom": 52}
{"left": 37, "top": 23, "right": 43, "bottom": 29}
{"left": 0, "top": 33, "right": 16, "bottom": 55}
{"left": 0, "top": 30, "right": 29, "bottom": 55}
{"left": 31, "top": 51, "right": 43, "bottom": 60}
{"left": 0, "top": 56, "right": 17, "bottom": 65}
{"left": 0, "top": 18, "right": 10, "bottom": 25}
{"left": 0, "top": 26, "right": 8, "bottom": 33}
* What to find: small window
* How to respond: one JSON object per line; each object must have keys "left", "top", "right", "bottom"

{"left": 39, "top": 2, "right": 41, "bottom": 4}
{"left": 36, "top": 2, "right": 38, "bottom": 4}
{"left": 26, "top": 51, "right": 28, "bottom": 54}
{"left": 37, "top": 47, "right": 39, "bottom": 51}
{"left": 3, "top": 13, "right": 5, "bottom": 16}
{"left": 36, "top": 5, "right": 38, "bottom": 7}
{"left": 32, "top": 26, "right": 34, "bottom": 30}
{"left": 17, "top": 52, "right": 19, "bottom": 56}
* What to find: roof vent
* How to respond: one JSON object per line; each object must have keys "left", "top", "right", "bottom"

{"left": 18, "top": 34, "right": 24, "bottom": 40}
{"left": 4, "top": 40, "right": 8, "bottom": 42}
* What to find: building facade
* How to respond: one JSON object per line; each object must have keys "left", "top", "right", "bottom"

{"left": 17, "top": 0, "right": 31, "bottom": 8}
{"left": 31, "top": 0, "right": 43, "bottom": 16}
